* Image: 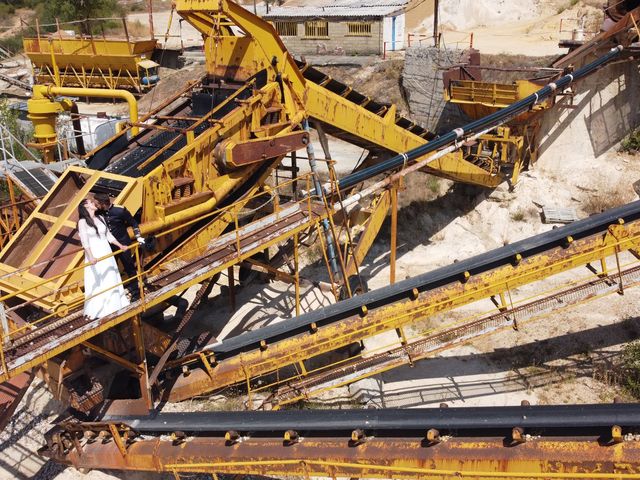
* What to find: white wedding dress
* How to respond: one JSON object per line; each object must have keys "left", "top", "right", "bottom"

{"left": 78, "top": 217, "right": 130, "bottom": 319}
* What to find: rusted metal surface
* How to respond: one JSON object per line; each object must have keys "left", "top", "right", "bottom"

{"left": 164, "top": 222, "right": 640, "bottom": 401}
{"left": 147, "top": 278, "right": 215, "bottom": 385}
{"left": 272, "top": 264, "right": 640, "bottom": 406}
{"left": 553, "top": 6, "right": 640, "bottom": 69}
{"left": 0, "top": 371, "right": 33, "bottom": 430}
{"left": 43, "top": 430, "right": 640, "bottom": 478}
{"left": 221, "top": 131, "right": 310, "bottom": 167}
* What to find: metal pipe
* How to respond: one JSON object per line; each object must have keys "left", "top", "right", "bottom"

{"left": 304, "top": 119, "right": 340, "bottom": 278}
{"left": 31, "top": 85, "right": 139, "bottom": 136}
{"left": 336, "top": 125, "right": 497, "bottom": 211}
{"left": 327, "top": 45, "right": 624, "bottom": 194}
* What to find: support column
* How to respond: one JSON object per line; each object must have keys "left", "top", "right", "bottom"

{"left": 390, "top": 183, "right": 398, "bottom": 284}
{"left": 131, "top": 315, "right": 153, "bottom": 410}
{"left": 294, "top": 232, "right": 300, "bottom": 316}
{"left": 228, "top": 266, "right": 236, "bottom": 312}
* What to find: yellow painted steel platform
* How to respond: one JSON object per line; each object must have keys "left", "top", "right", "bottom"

{"left": 23, "top": 36, "right": 158, "bottom": 92}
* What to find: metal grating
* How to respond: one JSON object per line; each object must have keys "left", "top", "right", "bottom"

{"left": 542, "top": 206, "right": 579, "bottom": 224}
{"left": 11, "top": 167, "right": 56, "bottom": 197}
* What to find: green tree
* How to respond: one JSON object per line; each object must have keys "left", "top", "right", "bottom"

{"left": 41, "top": 0, "right": 124, "bottom": 32}
{"left": 0, "top": 99, "right": 34, "bottom": 160}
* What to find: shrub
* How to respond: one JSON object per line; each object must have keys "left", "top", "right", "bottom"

{"left": 620, "top": 129, "right": 640, "bottom": 154}
{"left": 427, "top": 175, "right": 440, "bottom": 194}
{"left": 510, "top": 209, "right": 526, "bottom": 222}
{"left": 0, "top": 4, "right": 16, "bottom": 17}
{"left": 0, "top": 99, "right": 34, "bottom": 159}
{"left": 0, "top": 34, "right": 23, "bottom": 54}
{"left": 622, "top": 340, "right": 640, "bottom": 398}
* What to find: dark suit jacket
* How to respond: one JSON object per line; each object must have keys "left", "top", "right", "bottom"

{"left": 103, "top": 205, "right": 141, "bottom": 246}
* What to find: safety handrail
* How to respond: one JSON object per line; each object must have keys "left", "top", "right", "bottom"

{"left": 0, "top": 170, "right": 324, "bottom": 347}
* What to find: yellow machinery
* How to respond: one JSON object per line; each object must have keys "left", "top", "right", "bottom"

{"left": 442, "top": 5, "right": 640, "bottom": 184}
{"left": 0, "top": 0, "right": 635, "bottom": 445}
{"left": 23, "top": 27, "right": 158, "bottom": 92}
{"left": 0, "top": 0, "right": 511, "bottom": 411}
{"left": 443, "top": 70, "right": 556, "bottom": 185}
{"left": 1, "top": 0, "right": 516, "bottom": 321}
{"left": 0, "top": 2, "right": 637, "bottom": 477}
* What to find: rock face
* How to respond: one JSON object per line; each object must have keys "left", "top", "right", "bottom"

{"left": 402, "top": 46, "right": 470, "bottom": 134}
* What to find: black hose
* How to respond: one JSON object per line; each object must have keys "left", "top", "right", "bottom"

{"left": 335, "top": 46, "right": 624, "bottom": 191}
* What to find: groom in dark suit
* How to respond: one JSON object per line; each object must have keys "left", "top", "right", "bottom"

{"left": 94, "top": 193, "right": 144, "bottom": 300}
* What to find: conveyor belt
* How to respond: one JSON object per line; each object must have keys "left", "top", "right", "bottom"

{"left": 104, "top": 404, "right": 640, "bottom": 435}
{"left": 296, "top": 60, "right": 434, "bottom": 143}
{"left": 104, "top": 88, "right": 251, "bottom": 179}
{"left": 333, "top": 45, "right": 625, "bottom": 191}
{"left": 205, "top": 199, "right": 640, "bottom": 360}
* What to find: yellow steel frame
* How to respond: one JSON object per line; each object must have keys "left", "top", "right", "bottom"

{"left": 271, "top": 260, "right": 640, "bottom": 407}
{"left": 444, "top": 77, "right": 552, "bottom": 182}
{"left": 1, "top": 0, "right": 520, "bottom": 318}
{"left": 164, "top": 219, "right": 640, "bottom": 401}
{"left": 175, "top": 0, "right": 507, "bottom": 188}
{"left": 23, "top": 36, "right": 157, "bottom": 92}
{"left": 52, "top": 433, "right": 640, "bottom": 479}
{"left": 0, "top": 173, "right": 325, "bottom": 383}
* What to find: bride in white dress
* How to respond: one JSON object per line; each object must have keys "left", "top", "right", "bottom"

{"left": 78, "top": 199, "right": 130, "bottom": 319}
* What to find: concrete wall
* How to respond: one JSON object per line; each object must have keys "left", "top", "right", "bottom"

{"left": 538, "top": 60, "right": 640, "bottom": 162}
{"left": 276, "top": 19, "right": 383, "bottom": 55}
{"left": 401, "top": 45, "right": 470, "bottom": 133}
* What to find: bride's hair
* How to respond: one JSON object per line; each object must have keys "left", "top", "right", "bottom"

{"left": 78, "top": 199, "right": 98, "bottom": 233}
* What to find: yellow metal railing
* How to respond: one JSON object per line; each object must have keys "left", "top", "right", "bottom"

{"left": 449, "top": 80, "right": 519, "bottom": 107}
{"left": 248, "top": 255, "right": 640, "bottom": 407}
{"left": 0, "top": 170, "right": 329, "bottom": 381}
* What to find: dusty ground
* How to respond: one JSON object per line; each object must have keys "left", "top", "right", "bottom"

{"left": 412, "top": 0, "right": 605, "bottom": 55}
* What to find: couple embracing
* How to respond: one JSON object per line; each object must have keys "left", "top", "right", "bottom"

{"left": 77, "top": 194, "right": 146, "bottom": 320}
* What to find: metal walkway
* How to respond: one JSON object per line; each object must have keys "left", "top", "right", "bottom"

{"left": 0, "top": 200, "right": 325, "bottom": 383}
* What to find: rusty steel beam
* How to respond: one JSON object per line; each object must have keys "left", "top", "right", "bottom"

{"left": 163, "top": 211, "right": 640, "bottom": 401}
{"left": 219, "top": 131, "right": 310, "bottom": 167}
{"left": 272, "top": 264, "right": 640, "bottom": 406}
{"left": 553, "top": 6, "right": 640, "bottom": 69}
{"left": 43, "top": 426, "right": 640, "bottom": 478}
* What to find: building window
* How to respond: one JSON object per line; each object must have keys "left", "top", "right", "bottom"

{"left": 275, "top": 21, "right": 297, "bottom": 37}
{"left": 304, "top": 20, "right": 329, "bottom": 38}
{"left": 347, "top": 21, "right": 372, "bottom": 36}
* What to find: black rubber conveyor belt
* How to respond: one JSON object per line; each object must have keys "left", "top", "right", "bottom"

{"left": 107, "top": 404, "right": 640, "bottom": 435}
{"left": 332, "top": 45, "right": 625, "bottom": 191}
{"left": 205, "top": 199, "right": 640, "bottom": 360}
